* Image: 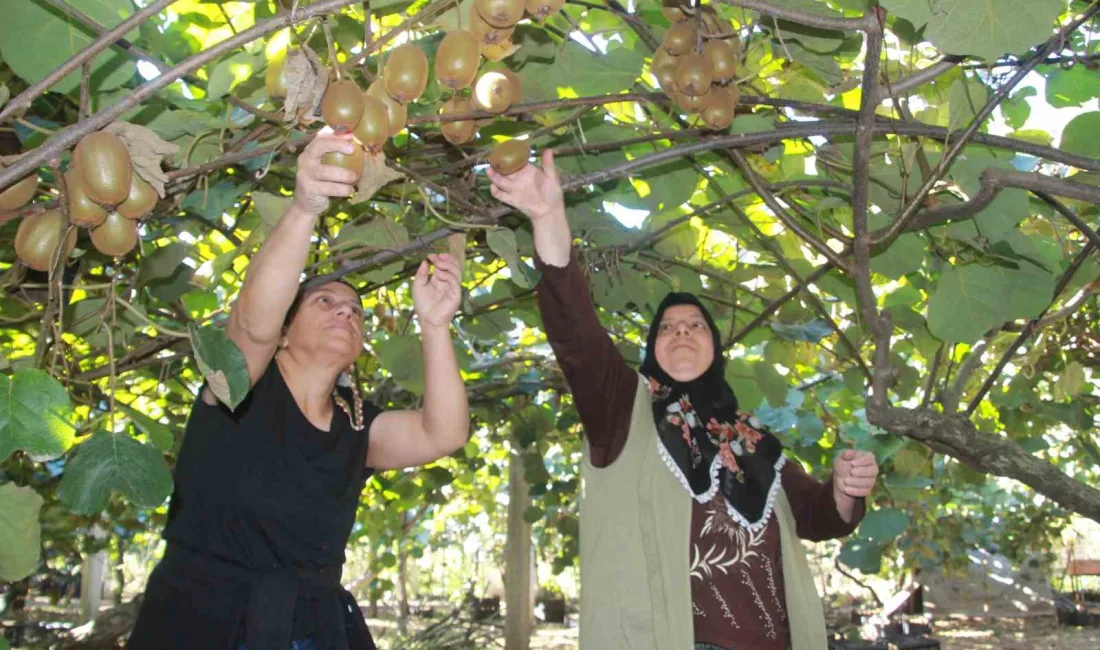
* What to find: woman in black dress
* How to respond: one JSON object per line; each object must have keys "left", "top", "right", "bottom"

{"left": 127, "top": 133, "right": 470, "bottom": 650}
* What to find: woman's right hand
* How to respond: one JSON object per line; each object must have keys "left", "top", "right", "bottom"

{"left": 487, "top": 148, "right": 565, "bottom": 223}
{"left": 292, "top": 132, "right": 359, "bottom": 218}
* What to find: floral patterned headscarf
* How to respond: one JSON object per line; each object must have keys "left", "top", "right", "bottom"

{"left": 640, "top": 292, "right": 785, "bottom": 531}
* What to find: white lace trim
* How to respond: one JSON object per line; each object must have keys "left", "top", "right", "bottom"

{"left": 656, "top": 436, "right": 787, "bottom": 534}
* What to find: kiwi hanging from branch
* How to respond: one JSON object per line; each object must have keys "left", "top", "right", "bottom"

{"left": 0, "top": 172, "right": 37, "bottom": 211}
{"left": 353, "top": 95, "right": 392, "bottom": 154}
{"left": 65, "top": 171, "right": 108, "bottom": 228}
{"left": 436, "top": 30, "right": 481, "bottom": 91}
{"left": 15, "top": 209, "right": 76, "bottom": 273}
{"left": 321, "top": 79, "right": 366, "bottom": 134}
{"left": 366, "top": 80, "right": 408, "bottom": 137}
{"left": 322, "top": 146, "right": 367, "bottom": 184}
{"left": 73, "top": 131, "right": 132, "bottom": 208}
{"left": 440, "top": 97, "right": 478, "bottom": 145}
{"left": 383, "top": 44, "right": 429, "bottom": 104}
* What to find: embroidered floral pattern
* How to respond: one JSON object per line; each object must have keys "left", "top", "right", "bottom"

{"left": 741, "top": 570, "right": 776, "bottom": 640}
{"left": 708, "top": 583, "right": 739, "bottom": 627}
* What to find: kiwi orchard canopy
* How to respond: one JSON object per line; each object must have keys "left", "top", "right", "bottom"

{"left": 0, "top": 0, "right": 1098, "bottom": 643}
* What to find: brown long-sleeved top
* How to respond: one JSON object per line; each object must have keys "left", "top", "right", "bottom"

{"left": 535, "top": 250, "right": 863, "bottom": 650}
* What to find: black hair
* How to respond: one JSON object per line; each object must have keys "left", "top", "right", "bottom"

{"left": 282, "top": 276, "right": 361, "bottom": 331}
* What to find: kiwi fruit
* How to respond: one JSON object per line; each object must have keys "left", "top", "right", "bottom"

{"left": 352, "top": 95, "right": 392, "bottom": 153}
{"left": 73, "top": 131, "right": 132, "bottom": 207}
{"left": 266, "top": 48, "right": 289, "bottom": 98}
{"left": 322, "top": 146, "right": 366, "bottom": 184}
{"left": 673, "top": 87, "right": 710, "bottom": 113}
{"left": 662, "top": 0, "right": 689, "bottom": 23}
{"left": 441, "top": 97, "right": 477, "bottom": 145}
{"left": 663, "top": 22, "right": 696, "bottom": 56}
{"left": 117, "top": 174, "right": 159, "bottom": 220}
{"left": 0, "top": 173, "right": 38, "bottom": 211}
{"left": 700, "top": 84, "right": 738, "bottom": 130}
{"left": 65, "top": 171, "right": 108, "bottom": 227}
{"left": 321, "top": 80, "right": 366, "bottom": 134}
{"left": 469, "top": 6, "right": 516, "bottom": 46}
{"left": 697, "top": 6, "right": 725, "bottom": 36}
{"left": 489, "top": 140, "right": 530, "bottom": 175}
{"left": 674, "top": 53, "right": 714, "bottom": 97}
{"left": 367, "top": 80, "right": 408, "bottom": 137}
{"left": 652, "top": 48, "right": 680, "bottom": 94}
{"left": 704, "top": 39, "right": 739, "bottom": 84}
{"left": 476, "top": 0, "right": 525, "bottom": 29}
{"left": 90, "top": 210, "right": 139, "bottom": 258}
{"left": 525, "top": 0, "right": 565, "bottom": 21}
{"left": 384, "top": 44, "right": 430, "bottom": 103}
{"left": 436, "top": 30, "right": 481, "bottom": 90}
{"left": 15, "top": 209, "right": 77, "bottom": 272}
{"left": 473, "top": 71, "right": 515, "bottom": 114}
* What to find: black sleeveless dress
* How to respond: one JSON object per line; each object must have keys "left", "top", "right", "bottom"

{"left": 127, "top": 361, "right": 382, "bottom": 650}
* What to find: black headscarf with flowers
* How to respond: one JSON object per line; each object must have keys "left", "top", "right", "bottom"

{"left": 640, "top": 292, "right": 785, "bottom": 530}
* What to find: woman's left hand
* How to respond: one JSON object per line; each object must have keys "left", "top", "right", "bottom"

{"left": 833, "top": 449, "right": 879, "bottom": 499}
{"left": 412, "top": 253, "right": 462, "bottom": 328}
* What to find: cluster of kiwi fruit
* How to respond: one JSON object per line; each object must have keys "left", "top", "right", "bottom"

{"left": 653, "top": 1, "right": 741, "bottom": 130}
{"left": 12, "top": 131, "right": 154, "bottom": 272}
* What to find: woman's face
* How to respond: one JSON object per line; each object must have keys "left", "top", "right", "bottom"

{"left": 653, "top": 304, "right": 715, "bottom": 382}
{"left": 283, "top": 282, "right": 365, "bottom": 367}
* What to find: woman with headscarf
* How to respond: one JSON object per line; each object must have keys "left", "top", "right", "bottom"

{"left": 488, "top": 150, "right": 879, "bottom": 650}
{"left": 127, "top": 133, "right": 469, "bottom": 650}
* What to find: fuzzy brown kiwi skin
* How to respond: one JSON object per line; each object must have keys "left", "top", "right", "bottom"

{"left": 73, "top": 131, "right": 133, "bottom": 207}
{"left": 367, "top": 80, "right": 408, "bottom": 137}
{"left": 489, "top": 140, "right": 530, "bottom": 175}
{"left": 65, "top": 171, "right": 108, "bottom": 228}
{"left": 476, "top": 0, "right": 525, "bottom": 29}
{"left": 15, "top": 209, "right": 77, "bottom": 272}
{"left": 0, "top": 173, "right": 38, "bottom": 211}
{"left": 353, "top": 95, "right": 392, "bottom": 154}
{"left": 663, "top": 22, "right": 696, "bottom": 56}
{"left": 469, "top": 6, "right": 516, "bottom": 46}
{"left": 383, "top": 44, "right": 430, "bottom": 104}
{"left": 436, "top": 30, "right": 481, "bottom": 90}
{"left": 322, "top": 80, "right": 366, "bottom": 134}
{"left": 90, "top": 210, "right": 139, "bottom": 258}
{"left": 674, "top": 53, "right": 714, "bottom": 97}
{"left": 673, "top": 88, "right": 711, "bottom": 113}
{"left": 322, "top": 146, "right": 367, "bottom": 184}
{"left": 701, "top": 84, "right": 739, "bottom": 130}
{"left": 117, "top": 174, "right": 159, "bottom": 220}
{"left": 441, "top": 97, "right": 478, "bottom": 145}
{"left": 704, "top": 39, "right": 739, "bottom": 84}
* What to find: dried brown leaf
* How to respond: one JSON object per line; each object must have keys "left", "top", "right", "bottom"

{"left": 104, "top": 121, "right": 180, "bottom": 198}
{"left": 353, "top": 152, "right": 405, "bottom": 204}
{"left": 283, "top": 45, "right": 328, "bottom": 124}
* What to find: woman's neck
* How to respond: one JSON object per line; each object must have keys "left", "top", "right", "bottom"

{"left": 274, "top": 350, "right": 342, "bottom": 428}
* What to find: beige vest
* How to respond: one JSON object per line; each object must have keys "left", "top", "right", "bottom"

{"left": 578, "top": 374, "right": 827, "bottom": 650}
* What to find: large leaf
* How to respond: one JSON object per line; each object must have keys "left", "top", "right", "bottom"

{"left": 920, "top": 0, "right": 1063, "bottom": 61}
{"left": 1061, "top": 113, "right": 1100, "bottom": 158}
{"left": 0, "top": 370, "right": 75, "bottom": 462}
{"left": 188, "top": 323, "right": 251, "bottom": 410}
{"left": 487, "top": 228, "right": 541, "bottom": 289}
{"left": 57, "top": 431, "right": 173, "bottom": 515}
{"left": 927, "top": 262, "right": 1054, "bottom": 342}
{"left": 858, "top": 507, "right": 910, "bottom": 542}
{"left": 0, "top": 483, "right": 43, "bottom": 582}
{"left": 839, "top": 537, "right": 884, "bottom": 574}
{"left": 0, "top": 0, "right": 137, "bottom": 94}
{"left": 522, "top": 42, "right": 644, "bottom": 102}
{"left": 373, "top": 335, "right": 426, "bottom": 395}
{"left": 119, "top": 404, "right": 176, "bottom": 453}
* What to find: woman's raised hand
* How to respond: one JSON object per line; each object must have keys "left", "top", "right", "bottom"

{"left": 412, "top": 253, "right": 463, "bottom": 328}
{"left": 487, "top": 148, "right": 565, "bottom": 223}
{"left": 292, "top": 131, "right": 358, "bottom": 218}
